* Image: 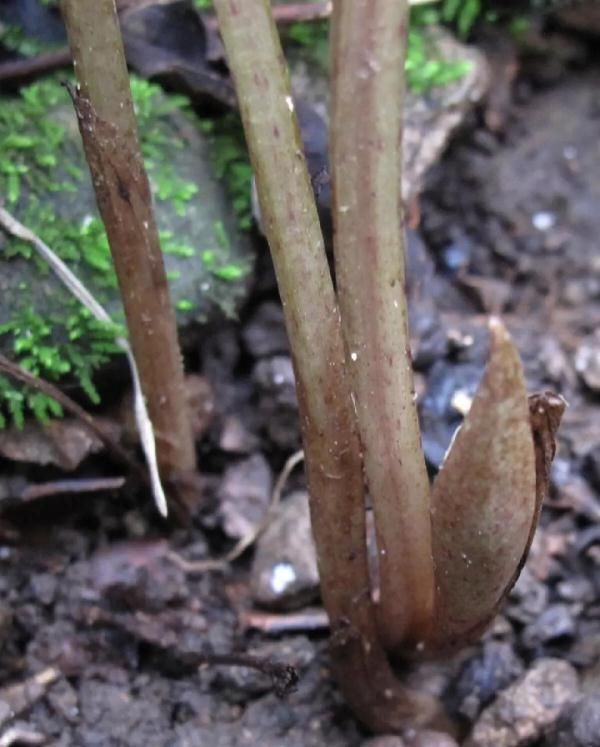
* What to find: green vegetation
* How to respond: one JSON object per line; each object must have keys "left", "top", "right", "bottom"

{"left": 201, "top": 116, "right": 254, "bottom": 230}
{"left": 0, "top": 23, "right": 62, "bottom": 56}
{"left": 284, "top": 8, "right": 474, "bottom": 92}
{"left": 0, "top": 76, "right": 217, "bottom": 427}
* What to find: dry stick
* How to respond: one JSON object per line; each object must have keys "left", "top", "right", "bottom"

{"left": 195, "top": 652, "right": 298, "bottom": 698}
{"left": 60, "top": 0, "right": 196, "bottom": 514}
{"left": 0, "top": 47, "right": 71, "bottom": 83}
{"left": 330, "top": 0, "right": 434, "bottom": 652}
{"left": 168, "top": 449, "right": 304, "bottom": 574}
{"left": 213, "top": 0, "right": 442, "bottom": 733}
{"left": 0, "top": 353, "right": 143, "bottom": 481}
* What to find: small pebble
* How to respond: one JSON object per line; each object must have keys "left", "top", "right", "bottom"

{"left": 544, "top": 693, "right": 600, "bottom": 746}
{"left": 251, "top": 491, "right": 319, "bottom": 610}
{"left": 466, "top": 658, "right": 579, "bottom": 747}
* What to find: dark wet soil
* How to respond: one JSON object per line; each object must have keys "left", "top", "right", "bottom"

{"left": 1, "top": 32, "right": 600, "bottom": 747}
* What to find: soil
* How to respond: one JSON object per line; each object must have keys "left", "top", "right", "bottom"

{"left": 1, "top": 25, "right": 600, "bottom": 747}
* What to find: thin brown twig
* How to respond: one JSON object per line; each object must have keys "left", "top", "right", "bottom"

{"left": 167, "top": 449, "right": 304, "bottom": 573}
{"left": 0, "top": 47, "right": 71, "bottom": 84}
{"left": 18, "top": 476, "right": 126, "bottom": 504}
{"left": 0, "top": 353, "right": 145, "bottom": 481}
{"left": 196, "top": 652, "right": 299, "bottom": 698}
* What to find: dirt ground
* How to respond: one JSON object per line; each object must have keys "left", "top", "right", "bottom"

{"left": 1, "top": 22, "right": 600, "bottom": 747}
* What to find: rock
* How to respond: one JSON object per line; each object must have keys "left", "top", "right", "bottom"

{"left": 451, "top": 641, "right": 524, "bottom": 720}
{"left": 575, "top": 333, "right": 600, "bottom": 393}
{"left": 506, "top": 567, "right": 549, "bottom": 625}
{"left": 521, "top": 604, "right": 578, "bottom": 650}
{"left": 0, "top": 76, "right": 253, "bottom": 420}
{"left": 419, "top": 359, "right": 483, "bottom": 469}
{"left": 288, "top": 26, "right": 489, "bottom": 205}
{"left": 242, "top": 302, "right": 289, "bottom": 358}
{"left": 0, "top": 418, "right": 117, "bottom": 469}
{"left": 466, "top": 658, "right": 580, "bottom": 747}
{"left": 29, "top": 572, "right": 58, "bottom": 607}
{"left": 253, "top": 356, "right": 300, "bottom": 451}
{"left": 556, "top": 577, "right": 594, "bottom": 604}
{"left": 251, "top": 491, "right": 319, "bottom": 610}
{"left": 544, "top": 693, "right": 600, "bottom": 747}
{"left": 218, "top": 415, "right": 259, "bottom": 455}
{"left": 219, "top": 454, "right": 273, "bottom": 540}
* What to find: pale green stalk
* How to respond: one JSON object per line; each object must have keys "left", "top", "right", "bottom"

{"left": 60, "top": 0, "right": 196, "bottom": 510}
{"left": 330, "top": 0, "right": 434, "bottom": 650}
{"left": 213, "top": 0, "right": 442, "bottom": 731}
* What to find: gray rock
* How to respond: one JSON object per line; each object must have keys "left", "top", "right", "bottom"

{"left": 466, "top": 658, "right": 580, "bottom": 747}
{"left": 522, "top": 603, "right": 578, "bottom": 650}
{"left": 288, "top": 27, "right": 489, "bottom": 205}
{"left": 242, "top": 302, "right": 289, "bottom": 358}
{"left": 0, "top": 77, "right": 253, "bottom": 418}
{"left": 219, "top": 454, "right": 273, "bottom": 540}
{"left": 251, "top": 491, "right": 319, "bottom": 610}
{"left": 253, "top": 356, "right": 300, "bottom": 451}
{"left": 545, "top": 693, "right": 600, "bottom": 747}
{"left": 452, "top": 641, "right": 524, "bottom": 720}
{"left": 507, "top": 567, "right": 549, "bottom": 625}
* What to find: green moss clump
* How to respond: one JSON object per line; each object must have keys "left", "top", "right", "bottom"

{"left": 201, "top": 115, "right": 253, "bottom": 230}
{"left": 282, "top": 11, "right": 473, "bottom": 93}
{"left": 0, "top": 76, "right": 207, "bottom": 428}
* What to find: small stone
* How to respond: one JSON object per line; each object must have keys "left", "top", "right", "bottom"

{"left": 575, "top": 333, "right": 600, "bottom": 393}
{"left": 251, "top": 491, "right": 319, "bottom": 610}
{"left": 47, "top": 678, "right": 79, "bottom": 723}
{"left": 253, "top": 357, "right": 300, "bottom": 450}
{"left": 219, "top": 454, "right": 273, "bottom": 540}
{"left": 522, "top": 604, "right": 577, "bottom": 650}
{"left": 545, "top": 693, "right": 600, "bottom": 746}
{"left": 218, "top": 415, "right": 258, "bottom": 454}
{"left": 507, "top": 567, "right": 549, "bottom": 625}
{"left": 242, "top": 302, "right": 289, "bottom": 358}
{"left": 29, "top": 573, "right": 57, "bottom": 607}
{"left": 466, "top": 658, "right": 579, "bottom": 747}
{"left": 556, "top": 578, "right": 594, "bottom": 604}
{"left": 452, "top": 641, "right": 524, "bottom": 720}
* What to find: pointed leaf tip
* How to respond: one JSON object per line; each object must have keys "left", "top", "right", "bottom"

{"left": 425, "top": 319, "right": 536, "bottom": 655}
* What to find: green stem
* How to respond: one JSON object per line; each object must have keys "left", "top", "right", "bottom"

{"left": 213, "top": 0, "right": 442, "bottom": 731}
{"left": 60, "top": 0, "right": 196, "bottom": 506}
{"left": 330, "top": 0, "right": 434, "bottom": 651}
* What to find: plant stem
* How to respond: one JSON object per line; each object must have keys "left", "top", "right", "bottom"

{"left": 213, "top": 0, "right": 442, "bottom": 731}
{"left": 60, "top": 0, "right": 196, "bottom": 505}
{"left": 330, "top": 0, "right": 434, "bottom": 651}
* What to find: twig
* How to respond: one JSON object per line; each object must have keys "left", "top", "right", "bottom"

{"left": 168, "top": 449, "right": 304, "bottom": 573}
{"left": 0, "top": 726, "right": 47, "bottom": 747}
{"left": 0, "top": 476, "right": 126, "bottom": 511}
{"left": 0, "top": 47, "right": 71, "bottom": 83}
{"left": 0, "top": 203, "right": 166, "bottom": 514}
{"left": 0, "top": 353, "right": 144, "bottom": 481}
{"left": 196, "top": 652, "right": 298, "bottom": 698}
{"left": 0, "top": 668, "right": 59, "bottom": 731}
{"left": 239, "top": 607, "right": 329, "bottom": 635}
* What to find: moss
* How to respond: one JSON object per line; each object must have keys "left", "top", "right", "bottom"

{"left": 282, "top": 9, "right": 473, "bottom": 93}
{"left": 201, "top": 115, "right": 253, "bottom": 230}
{"left": 0, "top": 75, "right": 205, "bottom": 427}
